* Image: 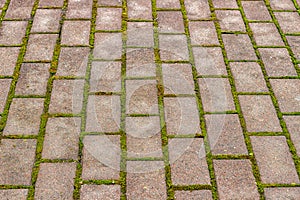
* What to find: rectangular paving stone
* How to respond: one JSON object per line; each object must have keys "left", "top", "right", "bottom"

{"left": 259, "top": 48, "right": 297, "bottom": 77}
{"left": 80, "top": 185, "right": 120, "bottom": 200}
{"left": 90, "top": 61, "right": 121, "bottom": 92}
{"left": 169, "top": 138, "right": 211, "bottom": 185}
{"left": 0, "top": 139, "right": 36, "bottom": 185}
{"left": 15, "top": 63, "right": 49, "bottom": 96}
{"left": 127, "top": 0, "right": 152, "bottom": 20}
{"left": 212, "top": 0, "right": 238, "bottom": 8}
{"left": 242, "top": 1, "right": 271, "bottom": 21}
{"left": 24, "top": 34, "right": 58, "bottom": 61}
{"left": 215, "top": 10, "right": 246, "bottom": 31}
{"left": 0, "top": 189, "right": 28, "bottom": 200}
{"left": 175, "top": 190, "right": 213, "bottom": 200}
{"left": 270, "top": 79, "right": 300, "bottom": 112}
{"left": 5, "top": 0, "right": 35, "bottom": 19}
{"left": 66, "top": 0, "right": 93, "bottom": 19}
{"left": 222, "top": 34, "right": 256, "bottom": 60}
{"left": 0, "top": 21, "right": 27, "bottom": 45}
{"left": 214, "top": 160, "right": 260, "bottom": 199}
{"left": 206, "top": 114, "right": 248, "bottom": 155}
{"left": 126, "top": 80, "right": 158, "bottom": 114}
{"left": 0, "top": 79, "right": 11, "bottom": 113}
{"left": 126, "top": 48, "right": 156, "bottom": 77}
{"left": 251, "top": 136, "right": 299, "bottom": 184}
{"left": 57, "top": 47, "right": 89, "bottom": 77}
{"left": 159, "top": 34, "right": 189, "bottom": 61}
{"left": 96, "top": 8, "right": 122, "bottom": 30}
{"left": 269, "top": 0, "right": 296, "bottom": 10}
{"left": 81, "top": 135, "right": 120, "bottom": 180}
{"left": 264, "top": 187, "right": 300, "bottom": 199}
{"left": 98, "top": 0, "right": 122, "bottom": 6}
{"left": 286, "top": 36, "right": 300, "bottom": 60}
{"left": 127, "top": 22, "right": 154, "bottom": 47}
{"left": 39, "top": 0, "right": 64, "bottom": 7}
{"left": 48, "top": 79, "right": 84, "bottom": 114}
{"left": 250, "top": 23, "right": 284, "bottom": 46}
{"left": 94, "top": 33, "right": 122, "bottom": 59}
{"left": 198, "top": 78, "right": 235, "bottom": 112}
{"left": 162, "top": 64, "right": 194, "bottom": 95}
{"left": 157, "top": 11, "right": 184, "bottom": 33}
{"left": 189, "top": 21, "right": 219, "bottom": 45}
{"left": 85, "top": 95, "right": 120, "bottom": 132}
{"left": 126, "top": 116, "right": 162, "bottom": 158}
{"left": 42, "top": 117, "right": 81, "bottom": 159}
{"left": 0, "top": 0, "right": 5, "bottom": 8}
{"left": 61, "top": 21, "right": 90, "bottom": 45}
{"left": 238, "top": 95, "right": 281, "bottom": 132}
{"left": 275, "top": 12, "right": 300, "bottom": 33}
{"left": 126, "top": 161, "right": 167, "bottom": 199}
{"left": 156, "top": 0, "right": 181, "bottom": 9}
{"left": 35, "top": 163, "right": 76, "bottom": 200}
{"left": 164, "top": 97, "right": 201, "bottom": 135}
{"left": 184, "top": 0, "right": 211, "bottom": 20}
{"left": 193, "top": 47, "right": 227, "bottom": 75}
{"left": 31, "top": 9, "right": 61, "bottom": 32}
{"left": 0, "top": 47, "right": 20, "bottom": 76}
{"left": 4, "top": 98, "right": 44, "bottom": 135}
{"left": 230, "top": 62, "right": 268, "bottom": 92}
{"left": 284, "top": 116, "right": 300, "bottom": 157}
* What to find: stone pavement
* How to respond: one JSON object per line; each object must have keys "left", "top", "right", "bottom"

{"left": 0, "top": 0, "right": 300, "bottom": 199}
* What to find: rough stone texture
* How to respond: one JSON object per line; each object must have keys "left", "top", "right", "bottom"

{"left": 48, "top": 80, "right": 84, "bottom": 114}
{"left": 206, "top": 114, "right": 248, "bottom": 155}
{"left": 57, "top": 47, "right": 89, "bottom": 77}
{"left": 24, "top": 34, "right": 58, "bottom": 61}
{"left": 251, "top": 136, "right": 299, "bottom": 184}
{"left": 126, "top": 161, "right": 167, "bottom": 199}
{"left": 66, "top": 0, "right": 93, "bottom": 19}
{"left": 61, "top": 21, "right": 90, "bottom": 45}
{"left": 4, "top": 98, "right": 44, "bottom": 135}
{"left": 189, "top": 21, "right": 219, "bottom": 45}
{"left": 0, "top": 21, "right": 27, "bottom": 45}
{"left": 0, "top": 139, "right": 36, "bottom": 185}
{"left": 214, "top": 160, "right": 260, "bottom": 199}
{"left": 80, "top": 185, "right": 121, "bottom": 200}
{"left": 222, "top": 34, "right": 257, "bottom": 60}
{"left": 238, "top": 95, "right": 281, "bottom": 132}
{"left": 82, "top": 135, "right": 120, "bottom": 180}
{"left": 198, "top": 78, "right": 235, "bottom": 112}
{"left": 90, "top": 61, "right": 121, "bottom": 92}
{"left": 42, "top": 117, "right": 81, "bottom": 159}
{"left": 184, "top": 0, "right": 211, "bottom": 19}
{"left": 159, "top": 34, "right": 189, "bottom": 61}
{"left": 127, "top": 22, "right": 154, "bottom": 47}
{"left": 269, "top": 0, "right": 296, "bottom": 10}
{"left": 98, "top": 0, "right": 121, "bottom": 6}
{"left": 264, "top": 187, "right": 300, "bottom": 199}
{"left": 259, "top": 48, "right": 297, "bottom": 77}
{"left": 215, "top": 10, "right": 246, "bottom": 31}
{"left": 193, "top": 47, "right": 227, "bottom": 75}
{"left": 169, "top": 138, "right": 211, "bottom": 185}
{"left": 0, "top": 189, "right": 28, "bottom": 200}
{"left": 164, "top": 97, "right": 201, "bottom": 135}
{"left": 270, "top": 79, "right": 300, "bottom": 112}
{"left": 212, "top": 0, "right": 238, "bottom": 8}
{"left": 286, "top": 35, "right": 300, "bottom": 60}
{"left": 5, "top": 0, "right": 35, "bottom": 19}
{"left": 0, "top": 0, "right": 5, "bottom": 8}
{"left": 94, "top": 33, "right": 122, "bottom": 59}
{"left": 85, "top": 95, "right": 120, "bottom": 133}
{"left": 230, "top": 62, "right": 268, "bottom": 92}
{"left": 126, "top": 116, "right": 162, "bottom": 158}
{"left": 126, "top": 80, "right": 158, "bottom": 114}
{"left": 275, "top": 12, "right": 300, "bottom": 33}
{"left": 174, "top": 190, "right": 213, "bottom": 200}
{"left": 127, "top": 0, "right": 152, "bottom": 20}
{"left": 31, "top": 9, "right": 61, "bottom": 32}
{"left": 284, "top": 116, "right": 300, "bottom": 157}
{"left": 96, "top": 8, "right": 122, "bottom": 30}
{"left": 0, "top": 79, "right": 12, "bottom": 113}
{"left": 0, "top": 47, "right": 20, "bottom": 76}
{"left": 157, "top": 11, "right": 184, "bottom": 33}
{"left": 39, "top": 0, "right": 64, "bottom": 7}
{"left": 35, "top": 163, "right": 76, "bottom": 200}
{"left": 242, "top": 1, "right": 272, "bottom": 21}
{"left": 156, "top": 0, "right": 180, "bottom": 9}
{"left": 250, "top": 23, "right": 284, "bottom": 46}
{"left": 162, "top": 64, "right": 195, "bottom": 95}
{"left": 15, "top": 63, "right": 49, "bottom": 96}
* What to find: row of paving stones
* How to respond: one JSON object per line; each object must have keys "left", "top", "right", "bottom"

{"left": 1, "top": 0, "right": 300, "bottom": 199}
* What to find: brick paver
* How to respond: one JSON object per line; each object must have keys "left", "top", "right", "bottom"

{"left": 1, "top": 0, "right": 300, "bottom": 199}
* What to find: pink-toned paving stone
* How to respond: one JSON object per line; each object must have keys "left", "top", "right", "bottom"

{"left": 31, "top": 9, "right": 61, "bottom": 32}
{"left": 274, "top": 12, "right": 300, "bottom": 34}
{"left": 156, "top": 0, "right": 181, "bottom": 9}
{"left": 184, "top": 0, "right": 211, "bottom": 20}
{"left": 0, "top": 79, "right": 12, "bottom": 113}
{"left": 96, "top": 8, "right": 122, "bottom": 30}
{"left": 39, "top": 0, "right": 64, "bottom": 7}
{"left": 61, "top": 21, "right": 90, "bottom": 46}
{"left": 264, "top": 187, "right": 300, "bottom": 199}
{"left": 215, "top": 10, "right": 246, "bottom": 32}
{"left": 127, "top": 0, "right": 152, "bottom": 20}
{"left": 66, "top": 0, "right": 93, "bottom": 19}
{"left": 98, "top": 0, "right": 122, "bottom": 6}
{"left": 0, "top": 47, "right": 20, "bottom": 76}
{"left": 159, "top": 34, "right": 189, "bottom": 61}
{"left": 241, "top": 1, "right": 272, "bottom": 21}
{"left": 212, "top": 0, "right": 238, "bottom": 8}
{"left": 5, "top": 0, "right": 35, "bottom": 19}
{"left": 94, "top": 33, "right": 122, "bottom": 59}
{"left": 0, "top": 189, "right": 28, "bottom": 200}
{"left": 80, "top": 185, "right": 121, "bottom": 200}
{"left": 250, "top": 23, "right": 284, "bottom": 46}
{"left": 284, "top": 116, "right": 300, "bottom": 157}
{"left": 269, "top": 0, "right": 296, "bottom": 10}
{"left": 174, "top": 190, "right": 213, "bottom": 200}
{"left": 286, "top": 36, "right": 300, "bottom": 60}
{"left": 251, "top": 136, "right": 299, "bottom": 184}
{"left": 0, "top": 21, "right": 27, "bottom": 45}
{"left": 127, "top": 22, "right": 154, "bottom": 47}
{"left": 188, "top": 21, "right": 219, "bottom": 45}
{"left": 157, "top": 11, "right": 185, "bottom": 33}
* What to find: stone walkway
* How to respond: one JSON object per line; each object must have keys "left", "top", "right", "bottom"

{"left": 0, "top": 0, "right": 300, "bottom": 199}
